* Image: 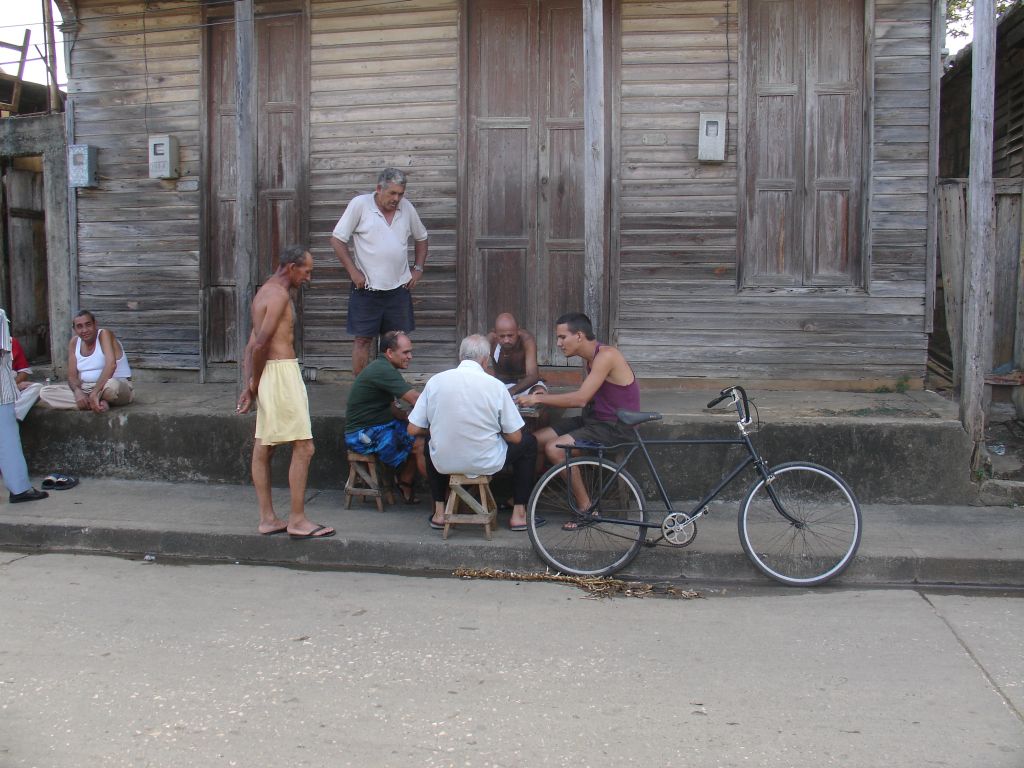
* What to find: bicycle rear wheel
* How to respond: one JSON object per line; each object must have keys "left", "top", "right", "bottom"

{"left": 527, "top": 457, "right": 647, "bottom": 577}
{"left": 739, "top": 462, "right": 861, "bottom": 586}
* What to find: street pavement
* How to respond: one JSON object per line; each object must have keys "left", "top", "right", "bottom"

{"left": 1, "top": 477, "right": 1023, "bottom": 587}
{"left": 0, "top": 553, "right": 1021, "bottom": 767}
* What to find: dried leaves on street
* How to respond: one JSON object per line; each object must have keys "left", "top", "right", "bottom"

{"left": 453, "top": 567, "right": 701, "bottom": 599}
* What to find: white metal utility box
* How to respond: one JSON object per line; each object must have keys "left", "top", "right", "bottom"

{"left": 148, "top": 134, "right": 179, "bottom": 179}
{"left": 67, "top": 144, "right": 97, "bottom": 188}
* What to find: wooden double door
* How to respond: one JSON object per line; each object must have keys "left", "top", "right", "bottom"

{"left": 741, "top": 0, "right": 865, "bottom": 288}
{"left": 202, "top": 2, "right": 306, "bottom": 371}
{"left": 465, "top": 0, "right": 586, "bottom": 364}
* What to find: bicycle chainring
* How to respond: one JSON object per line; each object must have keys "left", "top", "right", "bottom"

{"left": 662, "top": 512, "right": 698, "bottom": 547}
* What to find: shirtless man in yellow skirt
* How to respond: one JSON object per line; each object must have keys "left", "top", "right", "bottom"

{"left": 236, "top": 245, "right": 335, "bottom": 540}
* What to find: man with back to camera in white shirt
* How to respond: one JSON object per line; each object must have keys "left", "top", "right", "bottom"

{"left": 407, "top": 334, "right": 540, "bottom": 533}
{"left": 330, "top": 167, "right": 429, "bottom": 375}
{"left": 39, "top": 310, "right": 133, "bottom": 413}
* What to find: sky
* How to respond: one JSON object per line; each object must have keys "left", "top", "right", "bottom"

{"left": 0, "top": 1, "right": 65, "bottom": 87}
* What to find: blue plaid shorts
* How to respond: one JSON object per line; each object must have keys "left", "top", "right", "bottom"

{"left": 344, "top": 419, "right": 414, "bottom": 468}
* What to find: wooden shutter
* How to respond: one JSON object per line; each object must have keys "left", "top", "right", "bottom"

{"left": 803, "top": 0, "right": 863, "bottom": 285}
{"left": 742, "top": 0, "right": 863, "bottom": 288}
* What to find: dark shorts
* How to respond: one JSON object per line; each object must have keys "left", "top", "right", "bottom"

{"left": 347, "top": 285, "right": 416, "bottom": 338}
{"left": 552, "top": 415, "right": 634, "bottom": 449}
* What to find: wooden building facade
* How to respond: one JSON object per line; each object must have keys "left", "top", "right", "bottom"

{"left": 51, "top": 0, "right": 944, "bottom": 387}
{"left": 939, "top": 0, "right": 1023, "bottom": 181}
{"left": 936, "top": 1, "right": 1024, "bottom": 382}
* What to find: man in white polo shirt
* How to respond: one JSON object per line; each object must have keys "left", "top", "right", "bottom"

{"left": 330, "top": 167, "right": 429, "bottom": 374}
{"left": 407, "top": 334, "right": 539, "bottom": 532}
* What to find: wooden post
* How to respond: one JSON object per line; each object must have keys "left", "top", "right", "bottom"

{"left": 937, "top": 180, "right": 967, "bottom": 386}
{"left": 583, "top": 0, "right": 606, "bottom": 335}
{"left": 40, "top": 0, "right": 61, "bottom": 113}
{"left": 961, "top": 0, "right": 996, "bottom": 465}
{"left": 234, "top": 0, "right": 258, "bottom": 386}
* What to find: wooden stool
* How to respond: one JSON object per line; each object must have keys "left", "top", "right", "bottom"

{"left": 344, "top": 451, "right": 394, "bottom": 512}
{"left": 442, "top": 474, "right": 497, "bottom": 540}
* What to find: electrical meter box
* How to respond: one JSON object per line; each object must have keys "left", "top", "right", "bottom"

{"left": 697, "top": 112, "right": 727, "bottom": 163}
{"left": 68, "top": 144, "right": 97, "bottom": 188}
{"left": 148, "top": 134, "right": 180, "bottom": 179}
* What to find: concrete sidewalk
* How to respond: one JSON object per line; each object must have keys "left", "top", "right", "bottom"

{"left": 2, "top": 477, "right": 1022, "bottom": 587}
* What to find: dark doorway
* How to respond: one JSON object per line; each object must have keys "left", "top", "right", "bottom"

{"left": 1, "top": 156, "right": 50, "bottom": 363}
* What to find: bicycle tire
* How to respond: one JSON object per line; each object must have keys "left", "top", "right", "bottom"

{"left": 527, "top": 457, "right": 647, "bottom": 577}
{"left": 739, "top": 462, "right": 862, "bottom": 586}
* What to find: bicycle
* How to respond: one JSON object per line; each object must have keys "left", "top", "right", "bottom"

{"left": 526, "top": 385, "right": 862, "bottom": 586}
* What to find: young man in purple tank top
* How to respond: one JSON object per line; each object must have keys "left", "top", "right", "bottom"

{"left": 516, "top": 312, "right": 640, "bottom": 470}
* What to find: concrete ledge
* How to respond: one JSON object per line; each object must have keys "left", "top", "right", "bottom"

{"left": 17, "top": 384, "right": 978, "bottom": 505}
{"left": 1, "top": 479, "right": 1021, "bottom": 587}
{"left": 3, "top": 519, "right": 1022, "bottom": 588}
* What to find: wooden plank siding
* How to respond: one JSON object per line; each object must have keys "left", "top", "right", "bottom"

{"left": 61, "top": 0, "right": 937, "bottom": 385}
{"left": 612, "top": 0, "right": 931, "bottom": 382}
{"left": 67, "top": 1, "right": 203, "bottom": 370}
{"left": 940, "top": 2, "right": 1024, "bottom": 181}
{"left": 305, "top": 0, "right": 460, "bottom": 374}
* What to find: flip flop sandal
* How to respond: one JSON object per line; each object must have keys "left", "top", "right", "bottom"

{"left": 396, "top": 481, "right": 421, "bottom": 505}
{"left": 41, "top": 473, "right": 79, "bottom": 491}
{"left": 288, "top": 524, "right": 336, "bottom": 540}
{"left": 509, "top": 517, "right": 545, "bottom": 532}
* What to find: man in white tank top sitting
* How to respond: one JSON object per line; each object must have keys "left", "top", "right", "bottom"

{"left": 39, "top": 310, "right": 133, "bottom": 412}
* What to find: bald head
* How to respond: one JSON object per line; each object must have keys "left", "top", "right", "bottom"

{"left": 494, "top": 313, "right": 520, "bottom": 350}
{"left": 495, "top": 313, "right": 518, "bottom": 332}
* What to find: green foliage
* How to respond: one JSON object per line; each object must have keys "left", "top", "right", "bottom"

{"left": 947, "top": 0, "right": 1016, "bottom": 39}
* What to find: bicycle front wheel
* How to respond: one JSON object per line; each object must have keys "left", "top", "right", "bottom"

{"left": 527, "top": 457, "right": 647, "bottom": 577}
{"left": 739, "top": 462, "right": 861, "bottom": 586}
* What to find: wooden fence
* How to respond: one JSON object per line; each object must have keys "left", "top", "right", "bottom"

{"left": 936, "top": 178, "right": 1024, "bottom": 386}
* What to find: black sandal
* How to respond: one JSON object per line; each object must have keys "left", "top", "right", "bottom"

{"left": 396, "top": 480, "right": 421, "bottom": 505}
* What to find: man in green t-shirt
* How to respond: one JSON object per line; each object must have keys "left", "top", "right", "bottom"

{"left": 345, "top": 331, "right": 424, "bottom": 502}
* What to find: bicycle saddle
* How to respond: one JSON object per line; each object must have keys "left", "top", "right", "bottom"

{"left": 616, "top": 410, "right": 663, "bottom": 426}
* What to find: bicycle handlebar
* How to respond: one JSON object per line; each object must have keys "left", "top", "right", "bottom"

{"left": 705, "top": 392, "right": 729, "bottom": 409}
{"left": 706, "top": 385, "right": 751, "bottom": 424}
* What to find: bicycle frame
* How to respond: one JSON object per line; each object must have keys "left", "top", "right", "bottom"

{"left": 560, "top": 389, "right": 802, "bottom": 540}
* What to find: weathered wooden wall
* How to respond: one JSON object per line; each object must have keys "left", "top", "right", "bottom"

{"left": 68, "top": 0, "right": 203, "bottom": 371}
{"left": 305, "top": 0, "right": 460, "bottom": 374}
{"left": 937, "top": 178, "right": 1024, "bottom": 382}
{"left": 612, "top": 0, "right": 742, "bottom": 377}
{"left": 939, "top": 2, "right": 1024, "bottom": 180}
{"left": 62, "top": 0, "right": 937, "bottom": 385}
{"left": 612, "top": 0, "right": 932, "bottom": 385}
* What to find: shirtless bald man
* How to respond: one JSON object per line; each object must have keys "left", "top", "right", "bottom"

{"left": 488, "top": 313, "right": 547, "bottom": 396}
{"left": 237, "top": 245, "right": 335, "bottom": 540}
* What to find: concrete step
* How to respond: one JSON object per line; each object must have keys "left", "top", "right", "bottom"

{"left": 979, "top": 479, "right": 1024, "bottom": 506}
{"left": 18, "top": 383, "right": 979, "bottom": 505}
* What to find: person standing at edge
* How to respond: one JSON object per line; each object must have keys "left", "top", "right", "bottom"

{"left": 1, "top": 308, "right": 48, "bottom": 503}
{"left": 330, "top": 167, "right": 429, "bottom": 375}
{"left": 236, "top": 245, "right": 335, "bottom": 540}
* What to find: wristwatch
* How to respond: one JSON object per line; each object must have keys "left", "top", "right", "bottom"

{"left": 412, "top": 265, "right": 424, "bottom": 272}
